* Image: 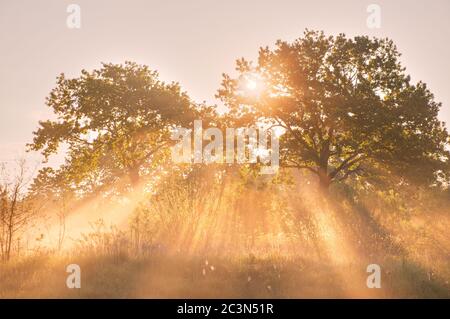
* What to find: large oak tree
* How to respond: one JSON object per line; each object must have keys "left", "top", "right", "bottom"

{"left": 29, "top": 62, "right": 199, "bottom": 194}
{"left": 217, "top": 30, "right": 450, "bottom": 190}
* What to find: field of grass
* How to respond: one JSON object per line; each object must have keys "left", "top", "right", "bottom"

{"left": 1, "top": 174, "right": 449, "bottom": 299}
{"left": 0, "top": 251, "right": 448, "bottom": 298}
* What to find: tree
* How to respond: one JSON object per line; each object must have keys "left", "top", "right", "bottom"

{"left": 29, "top": 167, "right": 74, "bottom": 251}
{"left": 28, "top": 62, "right": 200, "bottom": 194}
{"left": 0, "top": 160, "right": 38, "bottom": 261}
{"left": 217, "top": 30, "right": 450, "bottom": 191}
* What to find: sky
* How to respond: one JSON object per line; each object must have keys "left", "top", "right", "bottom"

{"left": 1, "top": 0, "right": 449, "bottom": 167}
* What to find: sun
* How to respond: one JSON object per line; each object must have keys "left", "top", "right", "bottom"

{"left": 246, "top": 79, "right": 258, "bottom": 90}
{"left": 239, "top": 72, "right": 266, "bottom": 97}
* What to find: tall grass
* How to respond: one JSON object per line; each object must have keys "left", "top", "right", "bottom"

{"left": 0, "top": 169, "right": 449, "bottom": 298}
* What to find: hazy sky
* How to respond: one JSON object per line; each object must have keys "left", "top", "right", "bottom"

{"left": 1, "top": 0, "right": 449, "bottom": 166}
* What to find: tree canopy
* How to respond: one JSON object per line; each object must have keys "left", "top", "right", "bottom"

{"left": 28, "top": 32, "right": 450, "bottom": 195}
{"left": 217, "top": 30, "right": 450, "bottom": 189}
{"left": 28, "top": 62, "right": 200, "bottom": 194}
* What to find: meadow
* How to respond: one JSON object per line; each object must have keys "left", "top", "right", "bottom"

{"left": 1, "top": 169, "right": 449, "bottom": 298}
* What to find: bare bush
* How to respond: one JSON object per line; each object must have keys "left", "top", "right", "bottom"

{"left": 0, "top": 160, "right": 39, "bottom": 261}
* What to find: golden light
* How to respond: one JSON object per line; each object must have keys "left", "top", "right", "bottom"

{"left": 246, "top": 79, "right": 258, "bottom": 90}
{"left": 240, "top": 73, "right": 267, "bottom": 99}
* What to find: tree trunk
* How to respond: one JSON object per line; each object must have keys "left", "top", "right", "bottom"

{"left": 6, "top": 225, "right": 12, "bottom": 261}
{"left": 129, "top": 167, "right": 140, "bottom": 187}
{"left": 317, "top": 166, "right": 331, "bottom": 194}
{"left": 317, "top": 143, "right": 331, "bottom": 193}
{"left": 318, "top": 175, "right": 331, "bottom": 193}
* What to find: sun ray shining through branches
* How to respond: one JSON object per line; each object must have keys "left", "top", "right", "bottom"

{"left": 1, "top": 23, "right": 449, "bottom": 299}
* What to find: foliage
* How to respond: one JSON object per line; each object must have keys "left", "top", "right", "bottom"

{"left": 28, "top": 61, "right": 202, "bottom": 194}
{"left": 217, "top": 30, "right": 450, "bottom": 189}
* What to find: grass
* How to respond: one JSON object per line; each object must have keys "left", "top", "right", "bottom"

{"left": 1, "top": 252, "right": 448, "bottom": 298}
{"left": 1, "top": 175, "right": 449, "bottom": 298}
